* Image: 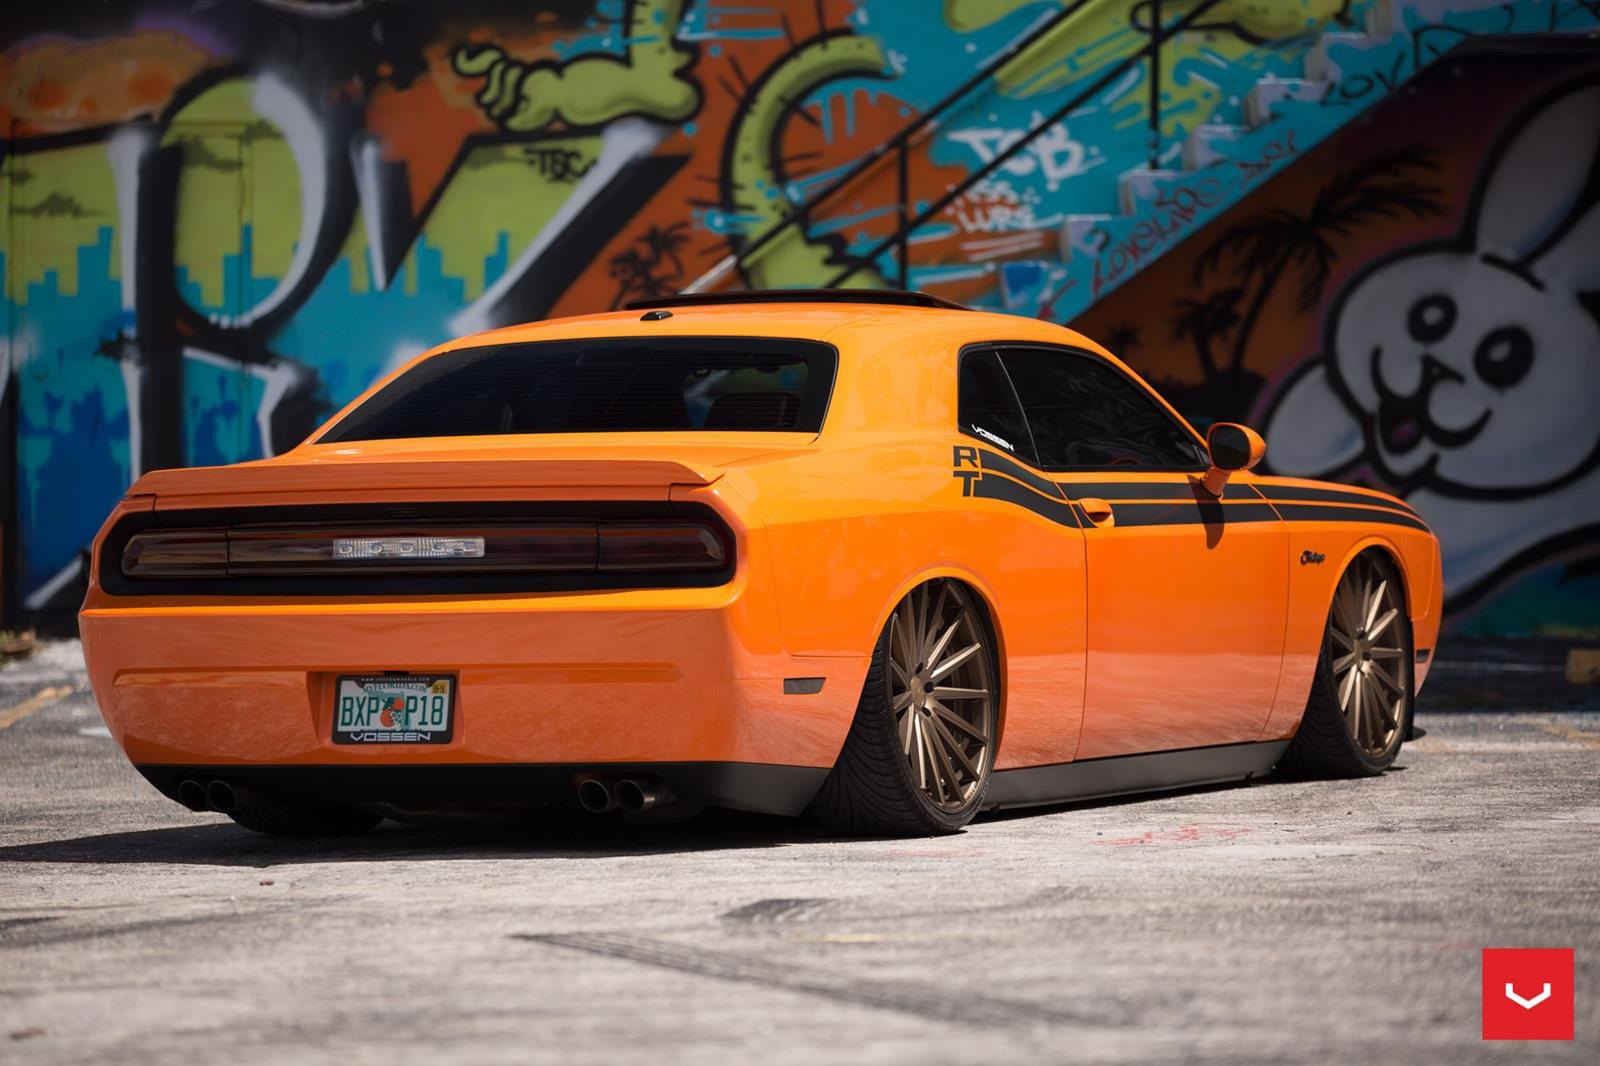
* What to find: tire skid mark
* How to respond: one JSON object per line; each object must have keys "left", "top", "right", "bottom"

{"left": 0, "top": 908, "right": 261, "bottom": 950}
{"left": 518, "top": 931, "right": 1107, "bottom": 1029}
{"left": 720, "top": 897, "right": 832, "bottom": 923}
{"left": 0, "top": 915, "right": 60, "bottom": 939}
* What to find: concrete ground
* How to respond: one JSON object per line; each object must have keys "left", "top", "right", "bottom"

{"left": 1, "top": 640, "right": 1596, "bottom": 1065}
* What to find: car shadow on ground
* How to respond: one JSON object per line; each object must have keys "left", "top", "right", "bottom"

{"left": 0, "top": 760, "right": 1425, "bottom": 868}
{"left": 0, "top": 807, "right": 839, "bottom": 868}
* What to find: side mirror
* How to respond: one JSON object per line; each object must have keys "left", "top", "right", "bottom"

{"left": 1199, "top": 422, "right": 1265, "bottom": 497}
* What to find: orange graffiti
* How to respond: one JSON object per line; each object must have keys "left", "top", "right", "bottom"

{"left": 2, "top": 31, "right": 219, "bottom": 133}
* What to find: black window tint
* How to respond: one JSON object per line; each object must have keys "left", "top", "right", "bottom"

{"left": 957, "top": 349, "right": 1034, "bottom": 462}
{"left": 323, "top": 338, "right": 836, "bottom": 442}
{"left": 1000, "top": 348, "right": 1206, "bottom": 470}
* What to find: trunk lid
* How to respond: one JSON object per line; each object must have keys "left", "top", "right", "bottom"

{"left": 132, "top": 434, "right": 806, "bottom": 508}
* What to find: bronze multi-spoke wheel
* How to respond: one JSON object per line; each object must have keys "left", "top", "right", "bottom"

{"left": 1281, "top": 551, "right": 1412, "bottom": 777}
{"left": 1329, "top": 553, "right": 1409, "bottom": 757}
{"left": 810, "top": 579, "right": 998, "bottom": 835}
{"left": 888, "top": 582, "right": 997, "bottom": 813}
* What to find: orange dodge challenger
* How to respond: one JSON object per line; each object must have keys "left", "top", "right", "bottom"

{"left": 80, "top": 291, "right": 1441, "bottom": 837}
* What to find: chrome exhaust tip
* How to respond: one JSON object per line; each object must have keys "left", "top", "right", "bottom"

{"left": 576, "top": 778, "right": 616, "bottom": 814}
{"left": 176, "top": 779, "right": 209, "bottom": 812}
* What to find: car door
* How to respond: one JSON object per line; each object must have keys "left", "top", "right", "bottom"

{"left": 955, "top": 347, "right": 1088, "bottom": 768}
{"left": 997, "top": 345, "right": 1289, "bottom": 760}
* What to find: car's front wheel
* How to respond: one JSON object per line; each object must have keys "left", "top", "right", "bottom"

{"left": 809, "top": 579, "right": 999, "bottom": 836}
{"left": 1280, "top": 550, "right": 1413, "bottom": 778}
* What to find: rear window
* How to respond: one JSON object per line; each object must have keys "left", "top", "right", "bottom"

{"left": 322, "top": 337, "right": 836, "bottom": 442}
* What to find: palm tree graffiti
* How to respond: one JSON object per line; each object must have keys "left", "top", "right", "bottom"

{"left": 1173, "top": 146, "right": 1443, "bottom": 422}
{"left": 1103, "top": 321, "right": 1144, "bottom": 355}
{"left": 1170, "top": 287, "right": 1243, "bottom": 381}
{"left": 608, "top": 222, "right": 691, "bottom": 308}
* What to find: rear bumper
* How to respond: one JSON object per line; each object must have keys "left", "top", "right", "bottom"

{"left": 136, "top": 761, "right": 831, "bottom": 817}
{"left": 80, "top": 584, "right": 867, "bottom": 793}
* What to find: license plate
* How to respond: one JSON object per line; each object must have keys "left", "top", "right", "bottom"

{"left": 333, "top": 674, "right": 455, "bottom": 744}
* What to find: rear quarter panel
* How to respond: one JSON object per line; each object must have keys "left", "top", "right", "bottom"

{"left": 725, "top": 323, "right": 1090, "bottom": 770}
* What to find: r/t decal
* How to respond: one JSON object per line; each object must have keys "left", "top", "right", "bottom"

{"left": 953, "top": 445, "right": 980, "bottom": 496}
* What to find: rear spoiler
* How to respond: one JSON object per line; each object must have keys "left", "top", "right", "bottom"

{"left": 133, "top": 457, "right": 722, "bottom": 507}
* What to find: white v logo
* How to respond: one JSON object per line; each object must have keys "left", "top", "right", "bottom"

{"left": 1505, "top": 982, "right": 1552, "bottom": 1010}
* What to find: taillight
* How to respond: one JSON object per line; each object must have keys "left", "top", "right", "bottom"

{"left": 597, "top": 523, "right": 728, "bottom": 571}
{"left": 120, "top": 530, "right": 228, "bottom": 578}
{"left": 120, "top": 522, "right": 730, "bottom": 579}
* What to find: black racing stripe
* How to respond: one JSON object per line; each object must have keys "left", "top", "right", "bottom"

{"left": 1254, "top": 483, "right": 1418, "bottom": 515}
{"left": 979, "top": 449, "right": 1066, "bottom": 499}
{"left": 1273, "top": 503, "right": 1432, "bottom": 533}
{"left": 972, "top": 471, "right": 1080, "bottom": 527}
{"left": 1057, "top": 480, "right": 1267, "bottom": 502}
{"left": 1058, "top": 481, "right": 1199, "bottom": 501}
{"left": 1108, "top": 501, "right": 1280, "bottom": 527}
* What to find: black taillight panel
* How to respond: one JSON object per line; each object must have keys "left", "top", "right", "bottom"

{"left": 596, "top": 523, "right": 729, "bottom": 572}
{"left": 120, "top": 530, "right": 229, "bottom": 579}
{"left": 102, "top": 501, "right": 735, "bottom": 596}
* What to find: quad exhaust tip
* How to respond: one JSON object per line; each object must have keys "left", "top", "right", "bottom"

{"left": 177, "top": 779, "right": 209, "bottom": 812}
{"left": 204, "top": 779, "right": 247, "bottom": 813}
{"left": 576, "top": 778, "right": 617, "bottom": 814}
{"left": 176, "top": 778, "right": 249, "bottom": 813}
{"left": 576, "top": 776, "right": 670, "bottom": 814}
{"left": 614, "top": 778, "right": 663, "bottom": 814}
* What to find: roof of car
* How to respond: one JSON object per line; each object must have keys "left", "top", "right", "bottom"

{"left": 449, "top": 292, "right": 1108, "bottom": 358}
{"left": 307, "top": 291, "right": 1176, "bottom": 454}
{"left": 623, "top": 289, "right": 970, "bottom": 312}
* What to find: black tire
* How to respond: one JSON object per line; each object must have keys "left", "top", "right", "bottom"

{"left": 808, "top": 589, "right": 997, "bottom": 837}
{"left": 1279, "top": 551, "right": 1412, "bottom": 779}
{"left": 226, "top": 795, "right": 383, "bottom": 837}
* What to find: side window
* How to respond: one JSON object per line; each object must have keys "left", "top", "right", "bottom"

{"left": 999, "top": 347, "right": 1207, "bottom": 470}
{"left": 957, "top": 349, "right": 1035, "bottom": 462}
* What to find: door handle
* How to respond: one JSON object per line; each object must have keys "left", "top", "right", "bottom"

{"left": 1078, "top": 497, "right": 1115, "bottom": 526}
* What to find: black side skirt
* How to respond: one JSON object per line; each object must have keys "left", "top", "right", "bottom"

{"left": 134, "top": 761, "right": 831, "bottom": 818}
{"left": 986, "top": 740, "right": 1290, "bottom": 810}
{"left": 141, "top": 743, "right": 1289, "bottom": 820}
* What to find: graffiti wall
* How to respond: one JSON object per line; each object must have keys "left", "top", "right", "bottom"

{"left": 1, "top": 0, "right": 1595, "bottom": 635}
{"left": 1073, "top": 43, "right": 1600, "bottom": 636}
{"left": 0, "top": 0, "right": 1405, "bottom": 616}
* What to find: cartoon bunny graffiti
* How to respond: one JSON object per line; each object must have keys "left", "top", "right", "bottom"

{"left": 1262, "top": 77, "right": 1600, "bottom": 613}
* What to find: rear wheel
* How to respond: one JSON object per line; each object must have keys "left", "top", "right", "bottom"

{"left": 1280, "top": 551, "right": 1412, "bottom": 778}
{"left": 809, "top": 579, "right": 999, "bottom": 836}
{"left": 226, "top": 796, "right": 383, "bottom": 837}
